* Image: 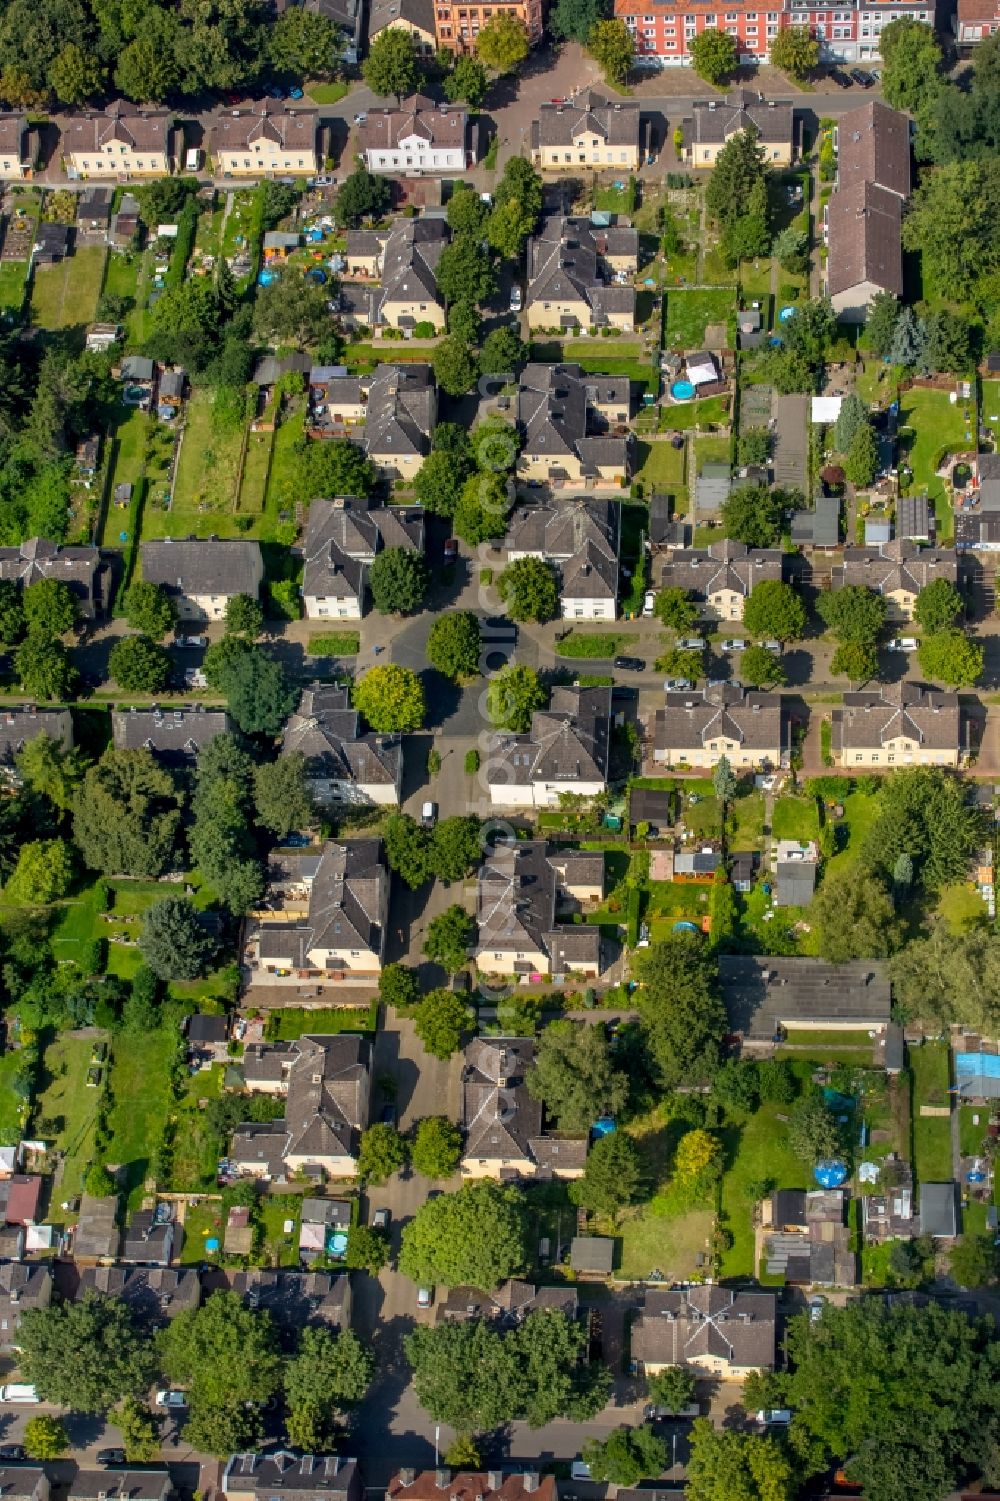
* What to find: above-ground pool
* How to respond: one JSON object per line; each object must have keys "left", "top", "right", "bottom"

{"left": 258, "top": 269, "right": 278, "bottom": 286}
{"left": 670, "top": 379, "right": 696, "bottom": 401}
{"left": 326, "top": 1229, "right": 349, "bottom": 1259}
{"left": 778, "top": 305, "right": 796, "bottom": 322}
{"left": 673, "top": 919, "right": 699, "bottom": 933}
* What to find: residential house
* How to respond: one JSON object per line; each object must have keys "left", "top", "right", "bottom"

{"left": 615, "top": 0, "right": 934, "bottom": 65}
{"left": 302, "top": 496, "right": 424, "bottom": 620}
{"left": 919, "top": 1181, "right": 959, "bottom": 1239}
{"left": 363, "top": 363, "right": 437, "bottom": 481}
{"left": 436, "top": 1279, "right": 578, "bottom": 1325}
{"left": 774, "top": 839, "right": 819, "bottom": 907}
{"left": 685, "top": 90, "right": 794, "bottom": 166}
{"left": 343, "top": 230, "right": 383, "bottom": 279}
{"left": 1, "top": 1176, "right": 41, "bottom": 1227}
{"left": 831, "top": 681, "right": 963, "bottom": 768}
{"left": 76, "top": 186, "right": 113, "bottom": 235}
{"left": 825, "top": 99, "right": 910, "bottom": 321}
{"left": 531, "top": 91, "right": 641, "bottom": 171}
{"left": 306, "top": 368, "right": 367, "bottom": 438}
{"left": 0, "top": 706, "right": 73, "bottom": 783}
{"left": 230, "top": 1034, "right": 372, "bottom": 1181}
{"left": 372, "top": 218, "right": 448, "bottom": 330}
{"left": 228, "top": 1269, "right": 350, "bottom": 1337}
{"left": 652, "top": 685, "right": 784, "bottom": 770}
{"left": 526, "top": 218, "right": 638, "bottom": 335}
{"left": 474, "top": 841, "right": 605, "bottom": 979}
{"left": 764, "top": 1188, "right": 856, "bottom": 1286}
{"left": 0, "top": 1471, "right": 48, "bottom": 1501}
{"left": 141, "top": 537, "right": 264, "bottom": 622}
{"left": 76, "top": 1266, "right": 201, "bottom": 1327}
{"left": 387, "top": 1476, "right": 555, "bottom": 1501}
{"left": 432, "top": 0, "right": 544, "bottom": 51}
{"left": 72, "top": 1194, "right": 121, "bottom": 1263}
{"left": 359, "top": 96, "right": 470, "bottom": 175}
{"left": 631, "top": 1285, "right": 777, "bottom": 1377}
{"left": 0, "top": 1147, "right": 18, "bottom": 1178}
{"left": 111, "top": 706, "right": 232, "bottom": 769}
{"left": 157, "top": 368, "right": 186, "bottom": 421}
{"left": 485, "top": 684, "right": 611, "bottom": 808}
{"left": 282, "top": 684, "right": 402, "bottom": 806}
{"left": 212, "top": 104, "right": 320, "bottom": 178}
{"left": 0, "top": 114, "right": 37, "bottom": 178}
{"left": 0, "top": 537, "right": 107, "bottom": 618}
{"left": 504, "top": 499, "right": 620, "bottom": 619}
{"left": 831, "top": 540, "right": 959, "bottom": 617}
{"left": 516, "top": 364, "right": 631, "bottom": 489}
{"left": 187, "top": 1012, "right": 230, "bottom": 1066}
{"left": 657, "top": 539, "right": 784, "bottom": 621}
{"left": 790, "top": 492, "right": 841, "bottom": 547}
{"left": 110, "top": 193, "right": 140, "bottom": 248}
{"left": 718, "top": 954, "right": 891, "bottom": 1044}
{"left": 0, "top": 1262, "right": 52, "bottom": 1355}
{"left": 244, "top": 839, "right": 390, "bottom": 984}
{"left": 368, "top": 0, "right": 436, "bottom": 53}
{"left": 649, "top": 492, "right": 688, "bottom": 550}
{"left": 121, "top": 1208, "right": 174, "bottom": 1266}
{"left": 69, "top": 1473, "right": 171, "bottom": 1501}
{"left": 461, "top": 1036, "right": 589, "bottom": 1178}
{"left": 956, "top": 0, "right": 1000, "bottom": 39}
{"left": 225, "top": 1454, "right": 361, "bottom": 1501}
{"left": 64, "top": 103, "right": 173, "bottom": 178}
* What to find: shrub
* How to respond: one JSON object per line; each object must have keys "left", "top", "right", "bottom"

{"left": 464, "top": 749, "right": 480, "bottom": 774}
{"left": 307, "top": 632, "right": 360, "bottom": 656}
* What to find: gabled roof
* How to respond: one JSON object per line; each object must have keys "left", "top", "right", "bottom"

{"left": 837, "top": 98, "right": 911, "bottom": 198}
{"left": 76, "top": 1265, "right": 200, "bottom": 1326}
{"left": 487, "top": 685, "right": 612, "bottom": 790}
{"left": 374, "top": 217, "right": 447, "bottom": 319}
{"left": 535, "top": 90, "right": 640, "bottom": 149}
{"left": 363, "top": 363, "right": 436, "bottom": 460}
{"left": 369, "top": 0, "right": 435, "bottom": 34}
{"left": 655, "top": 684, "right": 782, "bottom": 754}
{"left": 474, "top": 840, "right": 602, "bottom": 976}
{"left": 826, "top": 179, "right": 903, "bottom": 298}
{"left": 437, "top": 1278, "right": 578, "bottom": 1325}
{"left": 213, "top": 104, "right": 317, "bottom": 154}
{"left": 689, "top": 89, "right": 793, "bottom": 146}
{"left": 506, "top": 499, "right": 619, "bottom": 601}
{"left": 0, "top": 537, "right": 103, "bottom": 611}
{"left": 526, "top": 217, "right": 637, "bottom": 326}
{"left": 360, "top": 95, "right": 466, "bottom": 153}
{"left": 658, "top": 538, "right": 783, "bottom": 597}
{"left": 111, "top": 705, "right": 231, "bottom": 766}
{"left": 141, "top": 537, "right": 263, "bottom": 599}
{"left": 233, "top": 1034, "right": 372, "bottom": 1170}
{"left": 832, "top": 681, "right": 961, "bottom": 753}
{"left": 518, "top": 363, "right": 630, "bottom": 474}
{"left": 227, "top": 1269, "right": 349, "bottom": 1333}
{"left": 461, "top": 1036, "right": 588, "bottom": 1170}
{"left": 224, "top": 1453, "right": 359, "bottom": 1501}
{"left": 70, "top": 1473, "right": 170, "bottom": 1501}
{"left": 65, "top": 102, "right": 171, "bottom": 155}
{"left": 834, "top": 538, "right": 958, "bottom": 595}
{"left": 283, "top": 683, "right": 401, "bottom": 790}
{"left": 387, "top": 1475, "right": 555, "bottom": 1501}
{"left": 0, "top": 706, "right": 73, "bottom": 768}
{"left": 632, "top": 1284, "right": 777, "bottom": 1370}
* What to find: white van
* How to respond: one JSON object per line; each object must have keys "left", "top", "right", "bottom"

{"left": 185, "top": 148, "right": 202, "bottom": 172}
{"left": 0, "top": 1384, "right": 40, "bottom": 1403}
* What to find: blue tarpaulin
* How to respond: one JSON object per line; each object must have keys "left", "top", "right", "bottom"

{"left": 956, "top": 1052, "right": 1000, "bottom": 1100}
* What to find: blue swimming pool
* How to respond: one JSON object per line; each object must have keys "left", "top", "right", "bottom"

{"left": 670, "top": 379, "right": 696, "bottom": 401}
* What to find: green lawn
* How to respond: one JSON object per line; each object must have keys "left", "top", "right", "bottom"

{"left": 720, "top": 1096, "right": 812, "bottom": 1278}
{"left": 238, "top": 425, "right": 274, "bottom": 516}
{"left": 221, "top": 187, "right": 265, "bottom": 290}
{"left": 105, "top": 1008, "right": 184, "bottom": 1206}
{"left": 0, "top": 1051, "right": 28, "bottom": 1143}
{"left": 29, "top": 245, "right": 107, "bottom": 333}
{"left": 170, "top": 1064, "right": 225, "bottom": 1193}
{"left": 824, "top": 790, "right": 881, "bottom": 877}
{"left": 772, "top": 794, "right": 820, "bottom": 842}
{"left": 665, "top": 289, "right": 735, "bottom": 348}
{"left": 898, "top": 387, "right": 972, "bottom": 543}
{"left": 307, "top": 80, "right": 349, "bottom": 105}
{"left": 659, "top": 395, "right": 730, "bottom": 431}
{"left": 260, "top": 398, "right": 305, "bottom": 541}
{"left": 151, "top": 387, "right": 247, "bottom": 536}
{"left": 694, "top": 433, "right": 732, "bottom": 468}
{"left": 554, "top": 629, "right": 638, "bottom": 658}
{"left": 31, "top": 1032, "right": 106, "bottom": 1209}
{"left": 101, "top": 249, "right": 156, "bottom": 348}
{"left": 261, "top": 1193, "right": 303, "bottom": 1266}
{"left": 730, "top": 790, "right": 766, "bottom": 849}
{"left": 981, "top": 380, "right": 1000, "bottom": 447}
{"left": 909, "top": 1041, "right": 953, "bottom": 1185}
{"left": 935, "top": 882, "right": 987, "bottom": 934}
{"left": 264, "top": 1004, "right": 378, "bottom": 1040}
{"left": 0, "top": 259, "right": 28, "bottom": 318}
{"left": 959, "top": 1104, "right": 990, "bottom": 1159}
{"left": 179, "top": 1199, "right": 226, "bottom": 1264}
{"left": 634, "top": 440, "right": 686, "bottom": 507}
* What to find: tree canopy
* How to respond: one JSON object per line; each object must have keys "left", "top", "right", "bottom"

{"left": 159, "top": 1291, "right": 283, "bottom": 1450}
{"left": 353, "top": 665, "right": 426, "bottom": 732}
{"left": 475, "top": 11, "right": 530, "bottom": 71}
{"left": 423, "top": 904, "right": 476, "bottom": 974}
{"left": 720, "top": 484, "right": 787, "bottom": 548}
{"left": 108, "top": 634, "right": 171, "bottom": 694}
{"left": 73, "top": 748, "right": 183, "bottom": 878}
{"left": 631, "top": 933, "right": 727, "bottom": 1087}
{"left": 526, "top": 1019, "right": 628, "bottom": 1134}
{"left": 362, "top": 27, "right": 418, "bottom": 98}
{"left": 399, "top": 1180, "right": 528, "bottom": 1289}
{"left": 411, "top": 1115, "right": 464, "bottom": 1179}
{"left": 811, "top": 868, "right": 900, "bottom": 963}
{"left": 139, "top": 897, "right": 217, "bottom": 981}
{"left": 369, "top": 546, "right": 430, "bottom": 616}
{"left": 689, "top": 26, "right": 737, "bottom": 84}
{"left": 861, "top": 767, "right": 982, "bottom": 890}
{"left": 742, "top": 580, "right": 807, "bottom": 642}
{"left": 498, "top": 556, "right": 560, "bottom": 622}
{"left": 426, "top": 611, "right": 480, "bottom": 679}
{"left": 414, "top": 988, "right": 473, "bottom": 1059}
{"left": 486, "top": 664, "right": 548, "bottom": 733}
{"left": 917, "top": 629, "right": 984, "bottom": 687}
{"left": 17, "top": 1292, "right": 156, "bottom": 1414}
{"left": 582, "top": 1425, "right": 668, "bottom": 1487}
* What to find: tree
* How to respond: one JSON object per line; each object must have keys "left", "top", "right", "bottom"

{"left": 0, "top": 579, "right": 25, "bottom": 646}
{"left": 881, "top": 15, "right": 944, "bottom": 113}
{"left": 783, "top": 1299, "right": 1000, "bottom": 1501}
{"left": 379, "top": 962, "right": 421, "bottom": 1011}
{"left": 769, "top": 23, "right": 818, "bottom": 76}
{"left": 720, "top": 484, "right": 785, "bottom": 548}
{"left": 23, "top": 576, "right": 76, "bottom": 640}
{"left": 284, "top": 1327, "right": 373, "bottom": 1452}
{"left": 737, "top": 427, "right": 773, "bottom": 466}
{"left": 344, "top": 1224, "right": 389, "bottom": 1275}
{"left": 269, "top": 7, "right": 342, "bottom": 77}
{"left": 353, "top": 664, "right": 426, "bottom": 732}
{"left": 480, "top": 326, "right": 526, "bottom": 376}
{"left": 526, "top": 1020, "right": 628, "bottom": 1134}
{"left": 551, "top": 0, "right": 608, "bottom": 43}
{"left": 887, "top": 304, "right": 928, "bottom": 368}
{"left": 362, "top": 27, "right": 418, "bottom": 99}
{"left": 216, "top": 648, "right": 297, "bottom": 737}
{"left": 357, "top": 1122, "right": 409, "bottom": 1184}
{"left": 453, "top": 471, "right": 511, "bottom": 545}
{"left": 226, "top": 593, "right": 265, "bottom": 639}
{"left": 124, "top": 580, "right": 174, "bottom": 639}
{"left": 447, "top": 298, "right": 480, "bottom": 345}
{"left": 23, "top": 1416, "right": 69, "bottom": 1459}
{"left": 15, "top": 635, "right": 74, "bottom": 701}
{"left": 475, "top": 11, "right": 530, "bottom": 71}
{"left": 369, "top": 547, "right": 429, "bottom": 615}
{"left": 109, "top": 634, "right": 172, "bottom": 693}
{"left": 139, "top": 897, "right": 216, "bottom": 981}
{"left": 486, "top": 664, "right": 547, "bottom": 733}
{"left": 949, "top": 1234, "right": 999, "bottom": 1287}
{"left": 498, "top": 556, "right": 559, "bottom": 622}
{"left": 914, "top": 577, "right": 964, "bottom": 634}
{"left": 445, "top": 1437, "right": 482, "bottom": 1468}
{"left": 788, "top": 1091, "right": 843, "bottom": 1165}
{"left": 444, "top": 53, "right": 488, "bottom": 105}
{"left": 844, "top": 420, "right": 879, "bottom": 488}
{"left": 413, "top": 988, "right": 470, "bottom": 1059}
{"left": 706, "top": 126, "right": 767, "bottom": 225}
{"left": 830, "top": 640, "right": 878, "bottom": 683}
{"left": 16, "top": 734, "right": 83, "bottom": 815}
{"left": 740, "top": 644, "right": 786, "bottom": 687}
{"left": 6, "top": 837, "right": 74, "bottom": 905}
{"left": 294, "top": 437, "right": 378, "bottom": 503}
{"left": 436, "top": 236, "right": 497, "bottom": 307}
{"left": 587, "top": 18, "right": 633, "bottom": 83}
{"left": 583, "top": 1426, "right": 667, "bottom": 1487}
{"left": 49, "top": 42, "right": 103, "bottom": 105}
{"left": 772, "top": 226, "right": 808, "bottom": 274}
{"left": 686, "top": 1421, "right": 795, "bottom": 1501}
{"left": 335, "top": 166, "right": 392, "bottom": 229}
{"left": 161, "top": 1292, "right": 282, "bottom": 1452}
{"left": 253, "top": 755, "right": 313, "bottom": 838}
{"left": 113, "top": 10, "right": 181, "bottom": 102}
{"left": 17, "top": 1292, "right": 157, "bottom": 1413}
{"left": 85, "top": 1162, "right": 117, "bottom": 1197}
{"left": 573, "top": 1129, "right": 641, "bottom": 1218}
{"left": 632, "top": 933, "right": 727, "bottom": 1087}
{"left": 424, "top": 905, "right": 476, "bottom": 974}
{"left": 430, "top": 815, "right": 483, "bottom": 883}
{"left": 818, "top": 583, "right": 887, "bottom": 643}
{"left": 864, "top": 767, "right": 981, "bottom": 892}
{"left": 415, "top": 449, "right": 472, "bottom": 516}
{"left": 901, "top": 161, "right": 999, "bottom": 304}
{"left": 383, "top": 813, "right": 433, "bottom": 889}
{"left": 689, "top": 26, "right": 737, "bottom": 84}
{"left": 115, "top": 1397, "right": 160, "bottom": 1463}
{"left": 648, "top": 1366, "right": 697, "bottom": 1413}
{"left": 182, "top": 1397, "right": 262, "bottom": 1457}
{"left": 253, "top": 274, "right": 334, "bottom": 350}
{"left": 925, "top": 308, "right": 973, "bottom": 374}
{"left": 427, "top": 611, "right": 480, "bottom": 679}
{"left": 486, "top": 157, "right": 543, "bottom": 259}
{"left": 73, "top": 748, "right": 182, "bottom": 878}
{"left": 866, "top": 291, "right": 900, "bottom": 358}
{"left": 834, "top": 393, "right": 869, "bottom": 453}
{"left": 399, "top": 1179, "right": 528, "bottom": 1289}
{"left": 655, "top": 586, "right": 699, "bottom": 631}
{"left": 918, "top": 629, "right": 984, "bottom": 687}
{"left": 673, "top": 1128, "right": 723, "bottom": 1198}
{"left": 891, "top": 927, "right": 1000, "bottom": 1031}
{"left": 433, "top": 337, "right": 479, "bottom": 397}
{"left": 411, "top": 1115, "right": 463, "bottom": 1179}
{"left": 812, "top": 868, "right": 900, "bottom": 962}
{"left": 743, "top": 579, "right": 806, "bottom": 642}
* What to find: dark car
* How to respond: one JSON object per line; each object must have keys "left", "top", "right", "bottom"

{"left": 851, "top": 68, "right": 874, "bottom": 86}
{"left": 0, "top": 1446, "right": 25, "bottom": 1462}
{"left": 380, "top": 1103, "right": 397, "bottom": 1127}
{"left": 96, "top": 1450, "right": 127, "bottom": 1467}
{"left": 372, "top": 1208, "right": 390, "bottom": 1231}
{"left": 614, "top": 655, "right": 645, "bottom": 671}
{"left": 829, "top": 68, "right": 851, "bottom": 87}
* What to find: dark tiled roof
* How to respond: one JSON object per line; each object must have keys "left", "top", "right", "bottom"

{"left": 526, "top": 217, "right": 637, "bottom": 327}
{"left": 282, "top": 683, "right": 401, "bottom": 792}
{"left": 364, "top": 363, "right": 436, "bottom": 461}
{"left": 359, "top": 95, "right": 466, "bottom": 153}
{"left": 658, "top": 538, "right": 783, "bottom": 598}
{"left": 225, "top": 1453, "right": 359, "bottom": 1501}
{"left": 832, "top": 681, "right": 961, "bottom": 754}
{"left": 487, "top": 684, "right": 611, "bottom": 790}
{"left": 834, "top": 539, "right": 958, "bottom": 596}
{"left": 535, "top": 91, "right": 640, "bottom": 149}
{"left": 212, "top": 104, "right": 317, "bottom": 155}
{"left": 65, "top": 102, "right": 171, "bottom": 155}
{"left": 233, "top": 1033, "right": 372, "bottom": 1171}
{"left": 141, "top": 538, "right": 263, "bottom": 599}
{"left": 719, "top": 955, "right": 891, "bottom": 1040}
{"left": 655, "top": 685, "right": 782, "bottom": 755}
{"left": 506, "top": 499, "right": 618, "bottom": 601}
{"left": 837, "top": 98, "right": 911, "bottom": 198}
{"left": 70, "top": 1475, "right": 172, "bottom": 1501}
{"left": 369, "top": 0, "right": 434, "bottom": 31}
{"left": 77, "top": 1265, "right": 200, "bottom": 1325}
{"left": 0, "top": 706, "right": 72, "bottom": 768}
{"left": 111, "top": 706, "right": 231, "bottom": 766}
{"left": 632, "top": 1284, "right": 777, "bottom": 1370}
{"left": 227, "top": 1269, "right": 349, "bottom": 1332}
{"left": 0, "top": 537, "right": 103, "bottom": 615}
{"left": 690, "top": 89, "right": 793, "bottom": 146}
{"left": 374, "top": 217, "right": 447, "bottom": 322}
{"left": 462, "top": 1035, "right": 587, "bottom": 1169}
{"left": 826, "top": 179, "right": 902, "bottom": 298}
{"left": 387, "top": 1476, "right": 555, "bottom": 1501}
{"left": 437, "top": 1278, "right": 578, "bottom": 1325}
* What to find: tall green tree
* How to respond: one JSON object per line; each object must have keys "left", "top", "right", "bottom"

{"left": 362, "top": 28, "right": 418, "bottom": 99}
{"left": 706, "top": 126, "right": 767, "bottom": 225}
{"left": 572, "top": 1129, "right": 642, "bottom": 1219}
{"left": 73, "top": 748, "right": 183, "bottom": 878}
{"left": 414, "top": 989, "right": 472, "bottom": 1059}
{"left": 686, "top": 1421, "right": 795, "bottom": 1501}
{"left": 399, "top": 1180, "right": 528, "bottom": 1289}
{"left": 159, "top": 1290, "right": 283, "bottom": 1414}
{"left": 769, "top": 23, "right": 818, "bottom": 76}
{"left": 411, "top": 1116, "right": 463, "bottom": 1179}
{"left": 253, "top": 754, "right": 313, "bottom": 838}
{"left": 427, "top": 611, "right": 480, "bottom": 678}
{"left": 918, "top": 629, "right": 984, "bottom": 687}
{"left": 23, "top": 577, "right": 76, "bottom": 640}
{"left": 353, "top": 665, "right": 426, "bottom": 732}
{"left": 632, "top": 933, "right": 727, "bottom": 1087}
{"left": 720, "top": 484, "right": 786, "bottom": 548}
{"left": 587, "top": 18, "right": 633, "bottom": 83}
{"left": 742, "top": 580, "right": 806, "bottom": 642}
{"left": 582, "top": 1425, "right": 667, "bottom": 1486}
{"left": 498, "top": 556, "right": 559, "bottom": 622}
{"left": 811, "top": 868, "right": 900, "bottom": 962}
{"left": 423, "top": 905, "right": 476, "bottom": 974}
{"left": 139, "top": 897, "right": 217, "bottom": 981}
{"left": 689, "top": 26, "right": 737, "bottom": 84}
{"left": 861, "top": 766, "right": 982, "bottom": 890}
{"left": 475, "top": 12, "right": 530, "bottom": 72}
{"left": 109, "top": 634, "right": 172, "bottom": 693}
{"left": 284, "top": 1328, "right": 374, "bottom": 1453}
{"left": 526, "top": 1020, "right": 628, "bottom": 1134}
{"left": 486, "top": 664, "right": 547, "bottom": 732}
{"left": 357, "top": 1123, "right": 409, "bottom": 1184}
{"left": 123, "top": 580, "right": 174, "bottom": 639}
{"left": 17, "top": 1293, "right": 157, "bottom": 1414}
{"left": 369, "top": 547, "right": 429, "bottom": 615}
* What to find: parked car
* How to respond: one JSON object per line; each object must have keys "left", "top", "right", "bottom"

{"left": 664, "top": 678, "right": 694, "bottom": 691}
{"left": 0, "top": 1445, "right": 25, "bottom": 1461}
{"left": 808, "top": 1294, "right": 827, "bottom": 1323}
{"left": 443, "top": 538, "right": 458, "bottom": 562}
{"left": 97, "top": 1450, "right": 127, "bottom": 1467}
{"left": 829, "top": 68, "right": 851, "bottom": 87}
{"left": 850, "top": 68, "right": 874, "bottom": 86}
{"left": 887, "top": 637, "right": 918, "bottom": 651}
{"left": 372, "top": 1208, "right": 390, "bottom": 1231}
{"left": 509, "top": 286, "right": 522, "bottom": 312}
{"left": 175, "top": 634, "right": 207, "bottom": 649}
{"left": 0, "top": 1387, "right": 38, "bottom": 1405}
{"left": 678, "top": 637, "right": 704, "bottom": 651}
{"left": 421, "top": 800, "right": 437, "bottom": 827}
{"left": 354, "top": 112, "right": 367, "bottom": 124}
{"left": 614, "top": 655, "right": 645, "bottom": 671}
{"left": 642, "top": 590, "right": 656, "bottom": 616}
{"left": 417, "top": 1286, "right": 435, "bottom": 1308}
{"left": 155, "top": 1390, "right": 187, "bottom": 1409}
{"left": 756, "top": 1409, "right": 793, "bottom": 1427}
{"left": 761, "top": 639, "right": 782, "bottom": 653}
{"left": 721, "top": 638, "right": 747, "bottom": 652}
